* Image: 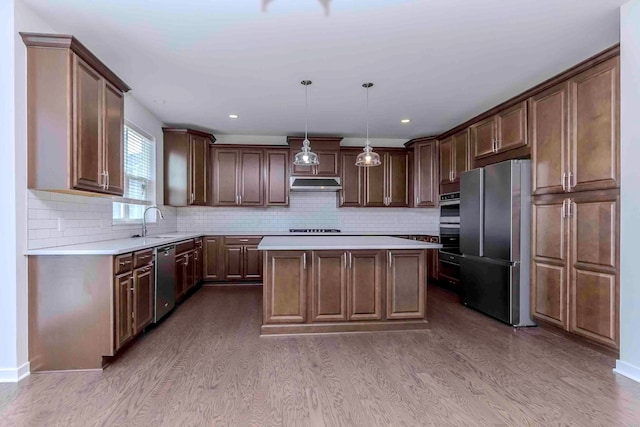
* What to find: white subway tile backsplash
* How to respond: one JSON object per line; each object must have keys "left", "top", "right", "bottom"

{"left": 27, "top": 190, "right": 178, "bottom": 249}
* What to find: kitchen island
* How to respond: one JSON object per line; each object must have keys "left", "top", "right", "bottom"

{"left": 258, "top": 236, "right": 441, "bottom": 335}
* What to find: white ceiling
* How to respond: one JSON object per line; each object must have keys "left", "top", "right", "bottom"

{"left": 22, "top": 0, "right": 624, "bottom": 140}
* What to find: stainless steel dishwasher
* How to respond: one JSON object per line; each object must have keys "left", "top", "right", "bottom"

{"left": 154, "top": 244, "right": 176, "bottom": 322}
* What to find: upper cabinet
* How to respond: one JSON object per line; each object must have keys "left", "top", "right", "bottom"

{"left": 530, "top": 56, "right": 619, "bottom": 195}
{"left": 469, "top": 101, "right": 528, "bottom": 161}
{"left": 339, "top": 150, "right": 363, "bottom": 207}
{"left": 411, "top": 138, "right": 438, "bottom": 208}
{"left": 288, "top": 137, "right": 342, "bottom": 177}
{"left": 363, "top": 150, "right": 409, "bottom": 207}
{"left": 265, "top": 149, "right": 290, "bottom": 206}
{"left": 163, "top": 128, "right": 215, "bottom": 207}
{"left": 21, "top": 33, "right": 130, "bottom": 196}
{"left": 439, "top": 129, "right": 470, "bottom": 189}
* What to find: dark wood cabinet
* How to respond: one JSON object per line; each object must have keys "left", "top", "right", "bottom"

{"left": 439, "top": 137, "right": 453, "bottom": 186}
{"left": 264, "top": 251, "right": 308, "bottom": 324}
{"left": 386, "top": 250, "right": 426, "bottom": 320}
{"left": 532, "top": 191, "right": 619, "bottom": 349}
{"left": 424, "top": 236, "right": 440, "bottom": 282}
{"left": 204, "top": 236, "right": 222, "bottom": 280}
{"left": 163, "top": 128, "right": 215, "bottom": 207}
{"left": 412, "top": 139, "right": 438, "bottom": 207}
{"left": 221, "top": 237, "right": 263, "bottom": 281}
{"left": 194, "top": 240, "right": 203, "bottom": 283}
{"left": 470, "top": 101, "right": 527, "bottom": 162}
{"left": 175, "top": 253, "right": 188, "bottom": 301}
{"left": 133, "top": 263, "right": 154, "bottom": 335}
{"left": 438, "top": 130, "right": 470, "bottom": 191}
{"left": 348, "top": 250, "right": 384, "bottom": 321}
{"left": 114, "top": 273, "right": 134, "bottom": 351}
{"left": 530, "top": 83, "right": 569, "bottom": 195}
{"left": 311, "top": 251, "right": 348, "bottom": 322}
{"left": 569, "top": 57, "right": 620, "bottom": 193}
{"left": 22, "top": 33, "right": 130, "bottom": 196}
{"left": 288, "top": 137, "right": 342, "bottom": 177}
{"left": 363, "top": 151, "right": 409, "bottom": 207}
{"left": 211, "top": 148, "right": 265, "bottom": 207}
{"left": 339, "top": 151, "right": 363, "bottom": 207}
{"left": 265, "top": 149, "right": 290, "bottom": 206}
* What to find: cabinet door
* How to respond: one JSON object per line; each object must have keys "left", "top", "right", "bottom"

{"left": 114, "top": 273, "right": 133, "bottom": 350}
{"left": 188, "top": 251, "right": 197, "bottom": 290}
{"left": 531, "top": 196, "right": 570, "bottom": 328}
{"left": 194, "top": 248, "right": 203, "bottom": 283}
{"left": 497, "top": 101, "right": 528, "bottom": 152}
{"left": 530, "top": 83, "right": 569, "bottom": 195}
{"left": 190, "top": 136, "right": 208, "bottom": 205}
{"left": 239, "top": 150, "right": 264, "bottom": 206}
{"left": 224, "top": 245, "right": 243, "bottom": 280}
{"left": 311, "top": 251, "right": 348, "bottom": 322}
{"left": 569, "top": 57, "right": 620, "bottom": 192}
{"left": 569, "top": 195, "right": 619, "bottom": 348}
{"left": 414, "top": 142, "right": 437, "bottom": 207}
{"left": 204, "top": 236, "right": 221, "bottom": 280}
{"left": 103, "top": 81, "right": 124, "bottom": 196}
{"left": 363, "top": 156, "right": 386, "bottom": 207}
{"left": 470, "top": 116, "right": 496, "bottom": 160}
{"left": 72, "top": 56, "right": 104, "bottom": 192}
{"left": 340, "top": 151, "right": 362, "bottom": 207}
{"left": 426, "top": 237, "right": 440, "bottom": 282}
{"left": 348, "top": 251, "right": 383, "bottom": 321}
{"left": 452, "top": 130, "right": 469, "bottom": 183}
{"left": 315, "top": 151, "right": 340, "bottom": 176}
{"left": 386, "top": 250, "right": 426, "bottom": 320}
{"left": 387, "top": 152, "right": 409, "bottom": 207}
{"left": 212, "top": 149, "right": 240, "bottom": 206}
{"left": 439, "top": 137, "right": 453, "bottom": 185}
{"left": 266, "top": 150, "right": 290, "bottom": 206}
{"left": 175, "top": 255, "right": 187, "bottom": 301}
{"left": 133, "top": 264, "right": 154, "bottom": 335}
{"left": 244, "top": 245, "right": 263, "bottom": 280}
{"left": 264, "top": 251, "right": 307, "bottom": 323}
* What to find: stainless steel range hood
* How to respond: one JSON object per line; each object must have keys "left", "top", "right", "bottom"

{"left": 290, "top": 177, "right": 342, "bottom": 192}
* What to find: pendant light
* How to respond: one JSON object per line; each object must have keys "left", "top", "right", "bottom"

{"left": 293, "top": 80, "right": 320, "bottom": 166}
{"left": 356, "top": 82, "right": 382, "bottom": 167}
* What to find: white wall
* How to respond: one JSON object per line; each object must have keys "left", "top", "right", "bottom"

{"left": 0, "top": 0, "right": 20, "bottom": 382}
{"left": 616, "top": 0, "right": 640, "bottom": 384}
{"left": 214, "top": 134, "right": 408, "bottom": 148}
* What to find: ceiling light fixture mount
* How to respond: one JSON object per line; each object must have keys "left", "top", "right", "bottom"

{"left": 356, "top": 82, "right": 382, "bottom": 168}
{"left": 229, "top": 114, "right": 239, "bottom": 119}
{"left": 293, "top": 80, "right": 320, "bottom": 167}
{"left": 401, "top": 118, "right": 411, "bottom": 124}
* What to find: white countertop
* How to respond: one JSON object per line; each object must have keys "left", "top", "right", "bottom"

{"left": 26, "top": 232, "right": 440, "bottom": 256}
{"left": 258, "top": 236, "right": 442, "bottom": 251}
{"left": 25, "top": 233, "right": 206, "bottom": 256}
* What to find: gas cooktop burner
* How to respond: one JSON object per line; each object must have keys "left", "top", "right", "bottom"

{"left": 289, "top": 229, "right": 341, "bottom": 233}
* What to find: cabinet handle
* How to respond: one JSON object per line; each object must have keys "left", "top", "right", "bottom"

{"left": 561, "top": 199, "right": 567, "bottom": 218}
{"left": 303, "top": 253, "right": 307, "bottom": 270}
{"left": 568, "top": 199, "right": 573, "bottom": 217}
{"left": 239, "top": 194, "right": 242, "bottom": 205}
{"left": 101, "top": 171, "right": 107, "bottom": 190}
{"left": 239, "top": 239, "right": 249, "bottom": 242}
{"left": 344, "top": 253, "right": 348, "bottom": 269}
{"left": 568, "top": 172, "right": 574, "bottom": 191}
{"left": 388, "top": 251, "right": 392, "bottom": 269}
{"left": 562, "top": 173, "right": 567, "bottom": 192}
{"left": 450, "top": 171, "right": 454, "bottom": 182}
{"left": 285, "top": 195, "right": 289, "bottom": 205}
{"left": 106, "top": 171, "right": 110, "bottom": 190}
{"left": 416, "top": 196, "right": 419, "bottom": 206}
{"left": 340, "top": 194, "right": 344, "bottom": 205}
{"left": 349, "top": 252, "right": 352, "bottom": 269}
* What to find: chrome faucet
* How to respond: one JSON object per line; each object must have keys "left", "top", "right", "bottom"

{"left": 142, "top": 206, "right": 165, "bottom": 237}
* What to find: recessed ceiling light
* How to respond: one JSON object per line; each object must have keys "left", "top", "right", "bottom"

{"left": 401, "top": 118, "right": 411, "bottom": 124}
{"left": 229, "top": 114, "right": 239, "bottom": 119}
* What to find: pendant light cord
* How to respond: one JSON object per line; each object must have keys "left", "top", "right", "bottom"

{"left": 366, "top": 85, "right": 370, "bottom": 144}
{"left": 305, "top": 83, "right": 309, "bottom": 141}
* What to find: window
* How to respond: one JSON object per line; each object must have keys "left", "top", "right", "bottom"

{"left": 113, "top": 123, "right": 155, "bottom": 222}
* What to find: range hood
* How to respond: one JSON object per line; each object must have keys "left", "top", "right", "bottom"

{"left": 290, "top": 177, "right": 342, "bottom": 192}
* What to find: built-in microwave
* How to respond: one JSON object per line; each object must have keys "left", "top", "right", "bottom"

{"left": 439, "top": 192, "right": 460, "bottom": 224}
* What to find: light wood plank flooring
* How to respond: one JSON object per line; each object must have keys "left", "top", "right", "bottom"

{"left": 1, "top": 285, "right": 639, "bottom": 426}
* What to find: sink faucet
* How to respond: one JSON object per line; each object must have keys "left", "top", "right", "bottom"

{"left": 142, "top": 206, "right": 165, "bottom": 237}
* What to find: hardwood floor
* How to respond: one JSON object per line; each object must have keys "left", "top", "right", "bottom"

{"left": 1, "top": 284, "right": 639, "bottom": 426}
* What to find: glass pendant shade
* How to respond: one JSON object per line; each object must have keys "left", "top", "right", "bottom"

{"left": 355, "top": 142, "right": 382, "bottom": 167}
{"left": 293, "top": 138, "right": 319, "bottom": 166}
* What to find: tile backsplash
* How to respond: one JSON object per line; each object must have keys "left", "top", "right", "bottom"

{"left": 177, "top": 192, "right": 439, "bottom": 235}
{"left": 27, "top": 190, "right": 178, "bottom": 249}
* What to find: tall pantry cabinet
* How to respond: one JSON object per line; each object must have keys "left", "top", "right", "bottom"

{"left": 530, "top": 55, "right": 620, "bottom": 349}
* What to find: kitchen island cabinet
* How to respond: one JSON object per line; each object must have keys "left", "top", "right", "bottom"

{"left": 259, "top": 236, "right": 440, "bottom": 335}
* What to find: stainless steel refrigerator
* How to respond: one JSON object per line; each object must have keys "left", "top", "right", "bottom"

{"left": 460, "top": 159, "right": 535, "bottom": 327}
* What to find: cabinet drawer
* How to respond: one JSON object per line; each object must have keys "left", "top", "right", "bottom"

{"left": 176, "top": 239, "right": 196, "bottom": 255}
{"left": 115, "top": 254, "right": 133, "bottom": 274}
{"left": 133, "top": 249, "right": 154, "bottom": 268}
{"left": 225, "top": 236, "right": 263, "bottom": 246}
{"left": 194, "top": 238, "right": 203, "bottom": 249}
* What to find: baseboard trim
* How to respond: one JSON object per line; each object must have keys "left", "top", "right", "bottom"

{"left": 261, "top": 320, "right": 429, "bottom": 336}
{"left": 0, "top": 362, "right": 30, "bottom": 383}
{"left": 614, "top": 360, "right": 640, "bottom": 384}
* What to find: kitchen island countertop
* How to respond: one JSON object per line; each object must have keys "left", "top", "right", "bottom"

{"left": 258, "top": 235, "right": 442, "bottom": 251}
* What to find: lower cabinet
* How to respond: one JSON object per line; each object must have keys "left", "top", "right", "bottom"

{"left": 221, "top": 236, "right": 263, "bottom": 282}
{"left": 264, "top": 251, "right": 307, "bottom": 323}
{"left": 311, "top": 251, "right": 349, "bottom": 322}
{"left": 348, "top": 251, "right": 384, "bottom": 320}
{"left": 203, "top": 236, "right": 222, "bottom": 280}
{"left": 114, "top": 250, "right": 155, "bottom": 352}
{"left": 386, "top": 250, "right": 426, "bottom": 319}
{"left": 175, "top": 253, "right": 188, "bottom": 301}
{"left": 532, "top": 191, "right": 619, "bottom": 349}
